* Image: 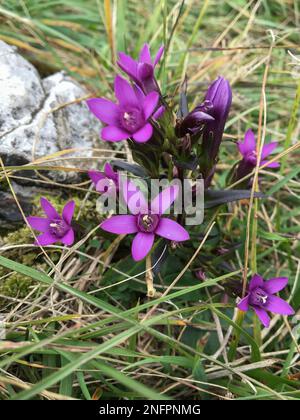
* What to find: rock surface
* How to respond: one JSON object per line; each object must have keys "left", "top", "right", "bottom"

{"left": 0, "top": 40, "right": 103, "bottom": 227}
{"left": 0, "top": 40, "right": 100, "bottom": 183}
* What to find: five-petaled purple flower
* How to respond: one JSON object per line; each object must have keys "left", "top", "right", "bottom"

{"left": 238, "top": 129, "right": 280, "bottom": 168}
{"left": 235, "top": 129, "right": 280, "bottom": 182}
{"left": 238, "top": 274, "right": 294, "bottom": 328}
{"left": 27, "top": 197, "right": 75, "bottom": 246}
{"left": 87, "top": 75, "right": 159, "bottom": 143}
{"left": 117, "top": 43, "right": 164, "bottom": 94}
{"left": 88, "top": 162, "right": 118, "bottom": 194}
{"left": 100, "top": 182, "right": 190, "bottom": 261}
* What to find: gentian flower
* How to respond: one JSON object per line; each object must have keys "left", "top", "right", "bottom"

{"left": 27, "top": 198, "right": 75, "bottom": 246}
{"left": 88, "top": 162, "right": 118, "bottom": 194}
{"left": 87, "top": 75, "right": 159, "bottom": 143}
{"left": 175, "top": 100, "right": 215, "bottom": 138}
{"left": 202, "top": 76, "right": 232, "bottom": 163}
{"left": 234, "top": 129, "right": 280, "bottom": 182}
{"left": 117, "top": 43, "right": 164, "bottom": 94}
{"left": 100, "top": 182, "right": 190, "bottom": 261}
{"left": 238, "top": 274, "right": 294, "bottom": 328}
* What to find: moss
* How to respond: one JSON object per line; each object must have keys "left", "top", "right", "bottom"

{"left": 2, "top": 226, "right": 32, "bottom": 245}
{"left": 0, "top": 251, "right": 46, "bottom": 308}
{"left": 0, "top": 191, "right": 98, "bottom": 306}
{"left": 0, "top": 272, "right": 34, "bottom": 300}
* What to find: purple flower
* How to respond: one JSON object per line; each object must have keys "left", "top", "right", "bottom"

{"left": 202, "top": 76, "right": 232, "bottom": 163}
{"left": 238, "top": 129, "right": 280, "bottom": 168}
{"left": 238, "top": 274, "right": 294, "bottom": 328}
{"left": 88, "top": 162, "right": 118, "bottom": 194}
{"left": 117, "top": 43, "right": 164, "bottom": 94}
{"left": 175, "top": 100, "right": 215, "bottom": 138}
{"left": 100, "top": 182, "right": 190, "bottom": 261}
{"left": 87, "top": 75, "right": 159, "bottom": 143}
{"left": 235, "top": 129, "right": 280, "bottom": 182}
{"left": 27, "top": 198, "right": 75, "bottom": 246}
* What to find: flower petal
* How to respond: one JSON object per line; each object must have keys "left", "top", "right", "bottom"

{"left": 237, "top": 295, "right": 250, "bottom": 311}
{"left": 265, "top": 295, "right": 295, "bottom": 315}
{"left": 62, "top": 201, "right": 75, "bottom": 225}
{"left": 104, "top": 162, "right": 116, "bottom": 179}
{"left": 96, "top": 178, "right": 116, "bottom": 194}
{"left": 101, "top": 215, "right": 138, "bottom": 235}
{"left": 35, "top": 232, "right": 58, "bottom": 246}
{"left": 133, "top": 84, "right": 146, "bottom": 103}
{"left": 151, "top": 185, "right": 179, "bottom": 215}
{"left": 101, "top": 126, "right": 129, "bottom": 142}
{"left": 40, "top": 197, "right": 60, "bottom": 220}
{"left": 253, "top": 307, "right": 270, "bottom": 328}
{"left": 249, "top": 274, "right": 264, "bottom": 291}
{"left": 143, "top": 92, "right": 159, "bottom": 120}
{"left": 153, "top": 45, "right": 164, "bottom": 67}
{"left": 238, "top": 129, "right": 256, "bottom": 156}
{"left": 261, "top": 160, "right": 280, "bottom": 168}
{"left": 131, "top": 232, "right": 155, "bottom": 261}
{"left": 139, "top": 43, "right": 152, "bottom": 64}
{"left": 114, "top": 75, "right": 138, "bottom": 107}
{"left": 61, "top": 229, "right": 75, "bottom": 246}
{"left": 27, "top": 217, "right": 49, "bottom": 232}
{"left": 263, "top": 277, "right": 288, "bottom": 294}
{"left": 88, "top": 170, "right": 106, "bottom": 186}
{"left": 132, "top": 123, "right": 153, "bottom": 143}
{"left": 86, "top": 98, "right": 119, "bottom": 125}
{"left": 153, "top": 105, "right": 165, "bottom": 120}
{"left": 121, "top": 179, "right": 148, "bottom": 215}
{"left": 261, "top": 142, "right": 278, "bottom": 160}
{"left": 155, "top": 218, "right": 190, "bottom": 242}
{"left": 117, "top": 52, "right": 138, "bottom": 81}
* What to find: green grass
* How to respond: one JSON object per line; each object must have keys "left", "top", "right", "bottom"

{"left": 0, "top": 0, "right": 299, "bottom": 400}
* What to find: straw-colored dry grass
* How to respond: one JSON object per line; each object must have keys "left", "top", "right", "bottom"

{"left": 0, "top": 0, "right": 299, "bottom": 400}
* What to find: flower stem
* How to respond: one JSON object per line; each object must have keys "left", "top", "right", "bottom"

{"left": 145, "top": 254, "right": 156, "bottom": 298}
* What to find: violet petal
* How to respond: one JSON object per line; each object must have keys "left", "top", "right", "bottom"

{"left": 155, "top": 218, "right": 190, "bottom": 241}
{"left": 265, "top": 295, "right": 295, "bottom": 315}
{"left": 153, "top": 45, "right": 164, "bottom": 67}
{"left": 237, "top": 295, "right": 250, "bottom": 311}
{"left": 40, "top": 197, "right": 60, "bottom": 220}
{"left": 88, "top": 170, "right": 106, "bottom": 186}
{"left": 61, "top": 229, "right": 75, "bottom": 246}
{"left": 27, "top": 216, "right": 49, "bottom": 233}
{"left": 101, "top": 126, "right": 129, "bottom": 142}
{"left": 249, "top": 274, "right": 264, "bottom": 291}
{"left": 263, "top": 277, "right": 288, "bottom": 294}
{"left": 86, "top": 98, "right": 119, "bottom": 125}
{"left": 143, "top": 91, "right": 159, "bottom": 119}
{"left": 151, "top": 185, "right": 179, "bottom": 215}
{"left": 117, "top": 52, "right": 138, "bottom": 80}
{"left": 101, "top": 215, "right": 138, "bottom": 234}
{"left": 132, "top": 123, "right": 153, "bottom": 143}
{"left": 62, "top": 201, "right": 75, "bottom": 225}
{"left": 239, "top": 129, "right": 256, "bottom": 156}
{"left": 139, "top": 43, "right": 152, "bottom": 64}
{"left": 253, "top": 306, "right": 270, "bottom": 328}
{"left": 35, "top": 232, "right": 59, "bottom": 246}
{"left": 131, "top": 232, "right": 155, "bottom": 261}
{"left": 121, "top": 179, "right": 148, "bottom": 215}
{"left": 114, "top": 75, "right": 138, "bottom": 107}
{"left": 261, "top": 142, "right": 278, "bottom": 160}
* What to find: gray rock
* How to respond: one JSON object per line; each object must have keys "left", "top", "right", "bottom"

{"left": 0, "top": 40, "right": 101, "bottom": 184}
{"left": 0, "top": 190, "right": 32, "bottom": 229}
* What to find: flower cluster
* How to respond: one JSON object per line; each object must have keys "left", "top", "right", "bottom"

{"left": 26, "top": 42, "right": 295, "bottom": 329}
